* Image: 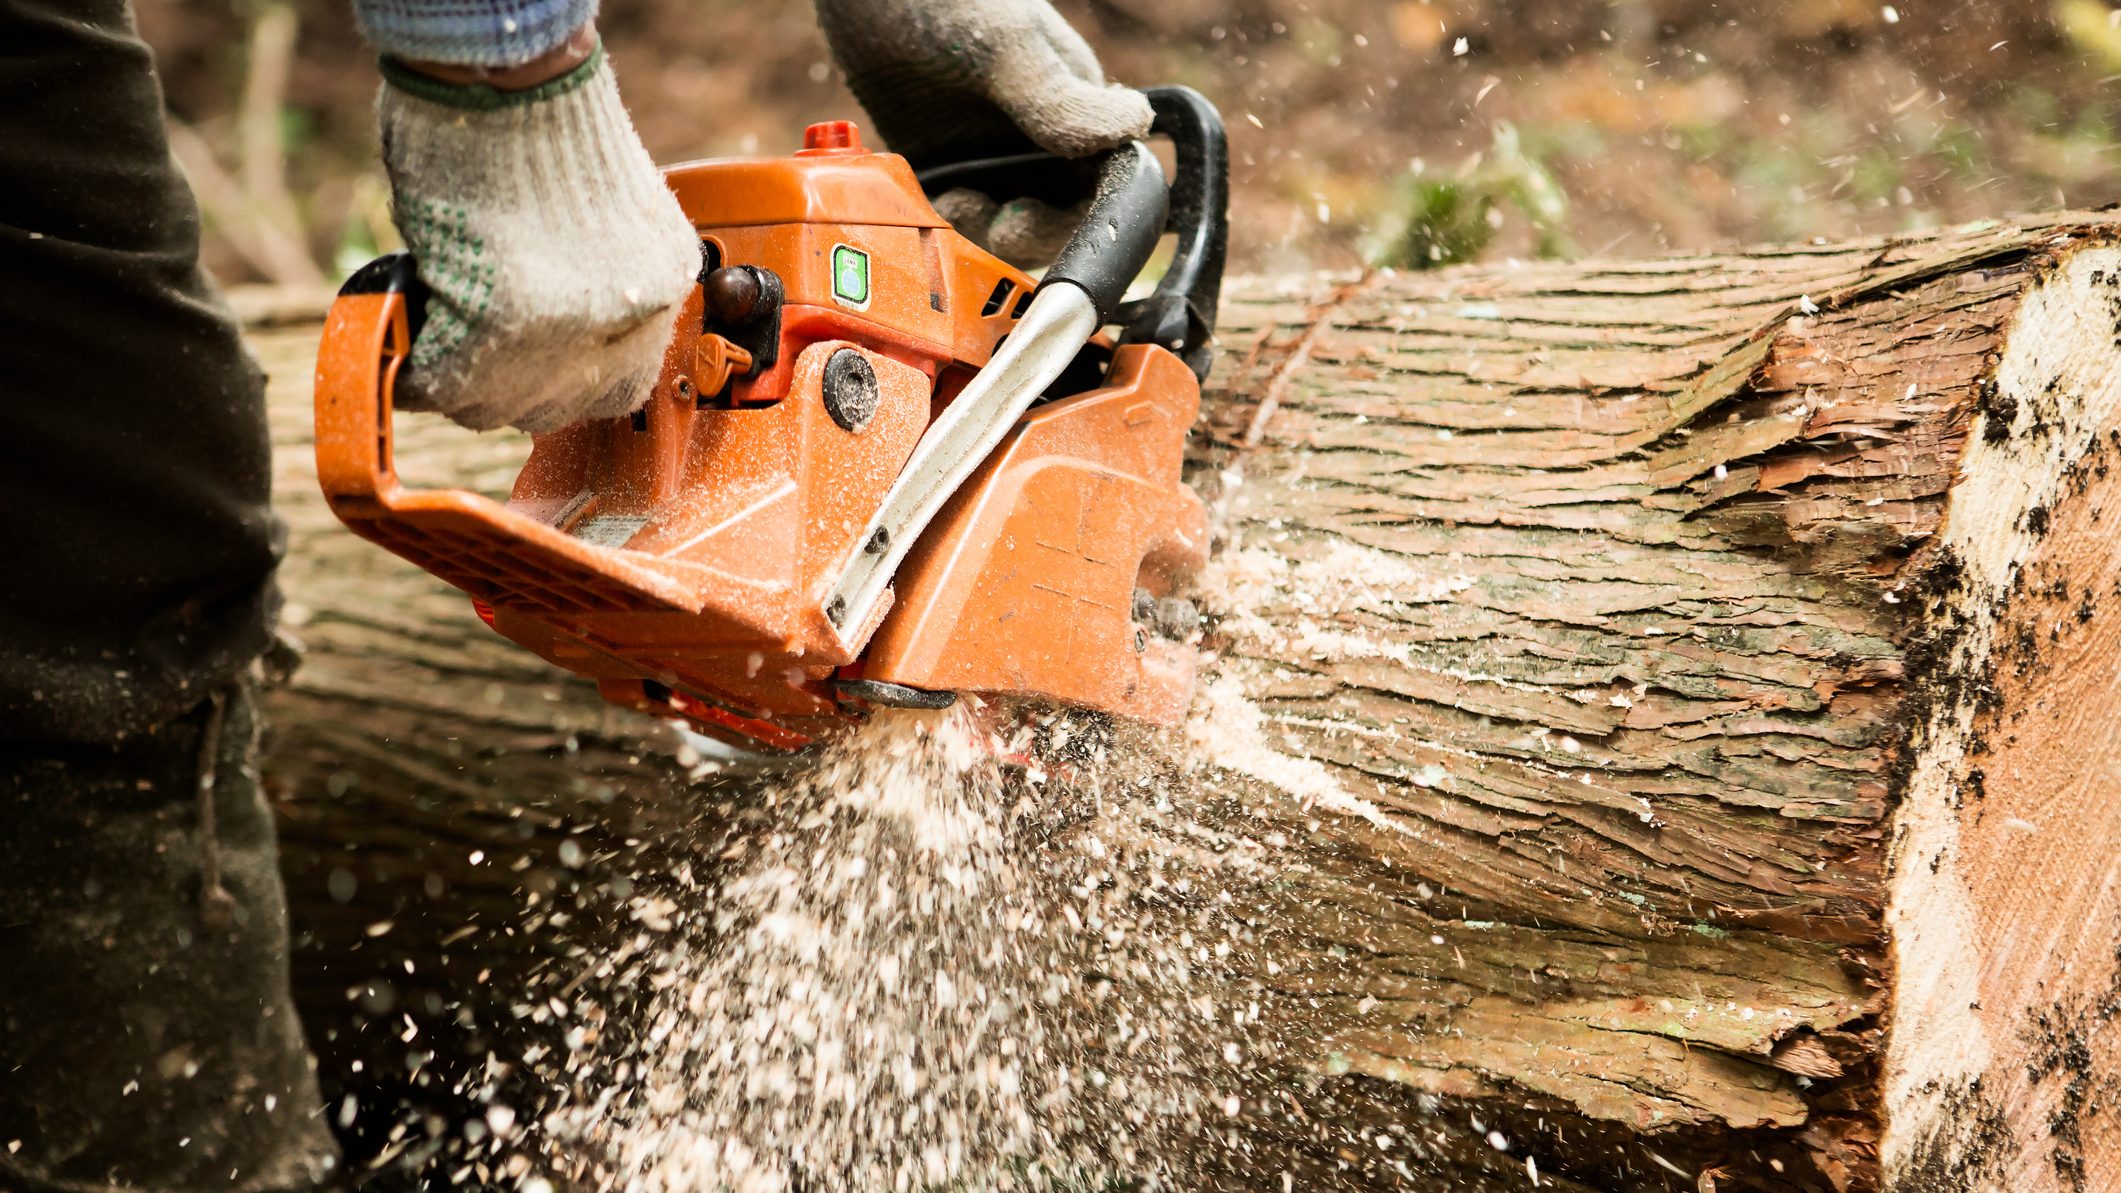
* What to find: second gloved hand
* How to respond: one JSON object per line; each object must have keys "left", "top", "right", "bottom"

{"left": 814, "top": 0, "right": 1151, "bottom": 166}
{"left": 377, "top": 47, "right": 697, "bottom": 434}
{"left": 815, "top": 0, "right": 1153, "bottom": 265}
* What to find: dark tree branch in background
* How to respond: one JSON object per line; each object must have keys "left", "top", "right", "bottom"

{"left": 171, "top": 2, "right": 323, "bottom": 287}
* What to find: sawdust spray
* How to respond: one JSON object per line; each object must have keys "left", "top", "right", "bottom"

{"left": 527, "top": 703, "right": 1269, "bottom": 1191}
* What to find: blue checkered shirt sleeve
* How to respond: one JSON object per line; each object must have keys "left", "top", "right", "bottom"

{"left": 352, "top": 0, "right": 598, "bottom": 68}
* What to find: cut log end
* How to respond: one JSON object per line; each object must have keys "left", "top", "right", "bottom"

{"left": 1884, "top": 245, "right": 2121, "bottom": 1192}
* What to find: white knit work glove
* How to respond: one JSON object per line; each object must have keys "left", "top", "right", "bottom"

{"left": 377, "top": 48, "right": 697, "bottom": 434}
{"left": 813, "top": 0, "right": 1152, "bottom": 264}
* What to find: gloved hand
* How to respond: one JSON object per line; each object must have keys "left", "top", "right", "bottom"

{"left": 814, "top": 0, "right": 1153, "bottom": 264}
{"left": 376, "top": 44, "right": 697, "bottom": 434}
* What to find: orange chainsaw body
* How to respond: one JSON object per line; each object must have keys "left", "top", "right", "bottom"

{"left": 314, "top": 122, "right": 1208, "bottom": 753}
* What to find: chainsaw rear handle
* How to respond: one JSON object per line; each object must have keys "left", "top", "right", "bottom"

{"left": 914, "top": 85, "right": 1230, "bottom": 379}
{"left": 317, "top": 252, "right": 426, "bottom": 501}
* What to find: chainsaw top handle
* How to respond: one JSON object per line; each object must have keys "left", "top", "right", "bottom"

{"left": 914, "top": 85, "right": 1230, "bottom": 380}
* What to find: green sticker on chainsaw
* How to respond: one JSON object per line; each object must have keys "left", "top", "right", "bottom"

{"left": 831, "top": 244, "right": 871, "bottom": 309}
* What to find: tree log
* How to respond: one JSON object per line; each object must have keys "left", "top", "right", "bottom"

{"left": 251, "top": 213, "right": 2121, "bottom": 1191}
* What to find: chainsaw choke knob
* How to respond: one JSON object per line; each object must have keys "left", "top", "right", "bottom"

{"left": 822, "top": 349, "right": 879, "bottom": 433}
{"left": 703, "top": 266, "right": 763, "bottom": 323}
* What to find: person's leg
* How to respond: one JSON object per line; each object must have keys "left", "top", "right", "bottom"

{"left": 0, "top": 0, "right": 282, "bottom": 741}
{"left": 0, "top": 0, "right": 336, "bottom": 1187}
{"left": 0, "top": 683, "right": 338, "bottom": 1192}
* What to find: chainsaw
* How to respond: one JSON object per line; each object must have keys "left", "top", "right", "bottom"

{"left": 313, "top": 86, "right": 1227, "bottom": 756}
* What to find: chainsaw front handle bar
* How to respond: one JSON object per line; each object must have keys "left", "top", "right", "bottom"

{"left": 914, "top": 85, "right": 1230, "bottom": 379}
{"left": 1037, "top": 142, "right": 1169, "bottom": 325}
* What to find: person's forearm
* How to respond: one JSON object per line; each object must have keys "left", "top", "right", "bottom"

{"left": 351, "top": 0, "right": 597, "bottom": 71}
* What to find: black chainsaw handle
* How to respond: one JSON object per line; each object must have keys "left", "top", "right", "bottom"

{"left": 1037, "top": 143, "right": 1168, "bottom": 325}
{"left": 914, "top": 85, "right": 1231, "bottom": 381}
{"left": 339, "top": 251, "right": 429, "bottom": 332}
{"left": 1122, "top": 87, "right": 1229, "bottom": 381}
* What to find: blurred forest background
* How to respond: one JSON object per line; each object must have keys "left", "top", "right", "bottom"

{"left": 135, "top": 0, "right": 2121, "bottom": 284}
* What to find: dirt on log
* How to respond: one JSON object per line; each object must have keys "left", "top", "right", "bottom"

{"left": 251, "top": 213, "right": 2121, "bottom": 1192}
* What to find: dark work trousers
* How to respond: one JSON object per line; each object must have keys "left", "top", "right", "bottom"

{"left": 0, "top": 0, "right": 281, "bottom": 743}
{"left": 0, "top": 0, "right": 336, "bottom": 1188}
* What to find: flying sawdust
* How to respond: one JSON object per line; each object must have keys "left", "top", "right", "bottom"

{"left": 527, "top": 705, "right": 1262, "bottom": 1191}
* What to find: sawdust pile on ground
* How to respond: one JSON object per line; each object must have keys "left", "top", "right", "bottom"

{"left": 523, "top": 705, "right": 1273, "bottom": 1191}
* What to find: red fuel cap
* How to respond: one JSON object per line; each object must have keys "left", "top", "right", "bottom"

{"left": 799, "top": 121, "right": 866, "bottom": 156}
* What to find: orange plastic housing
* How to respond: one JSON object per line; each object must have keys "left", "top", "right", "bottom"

{"left": 313, "top": 123, "right": 1207, "bottom": 752}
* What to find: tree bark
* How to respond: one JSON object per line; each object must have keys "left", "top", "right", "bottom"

{"left": 251, "top": 213, "right": 2121, "bottom": 1191}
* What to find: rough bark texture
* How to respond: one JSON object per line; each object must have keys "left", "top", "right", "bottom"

{"left": 251, "top": 213, "right": 2121, "bottom": 1191}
